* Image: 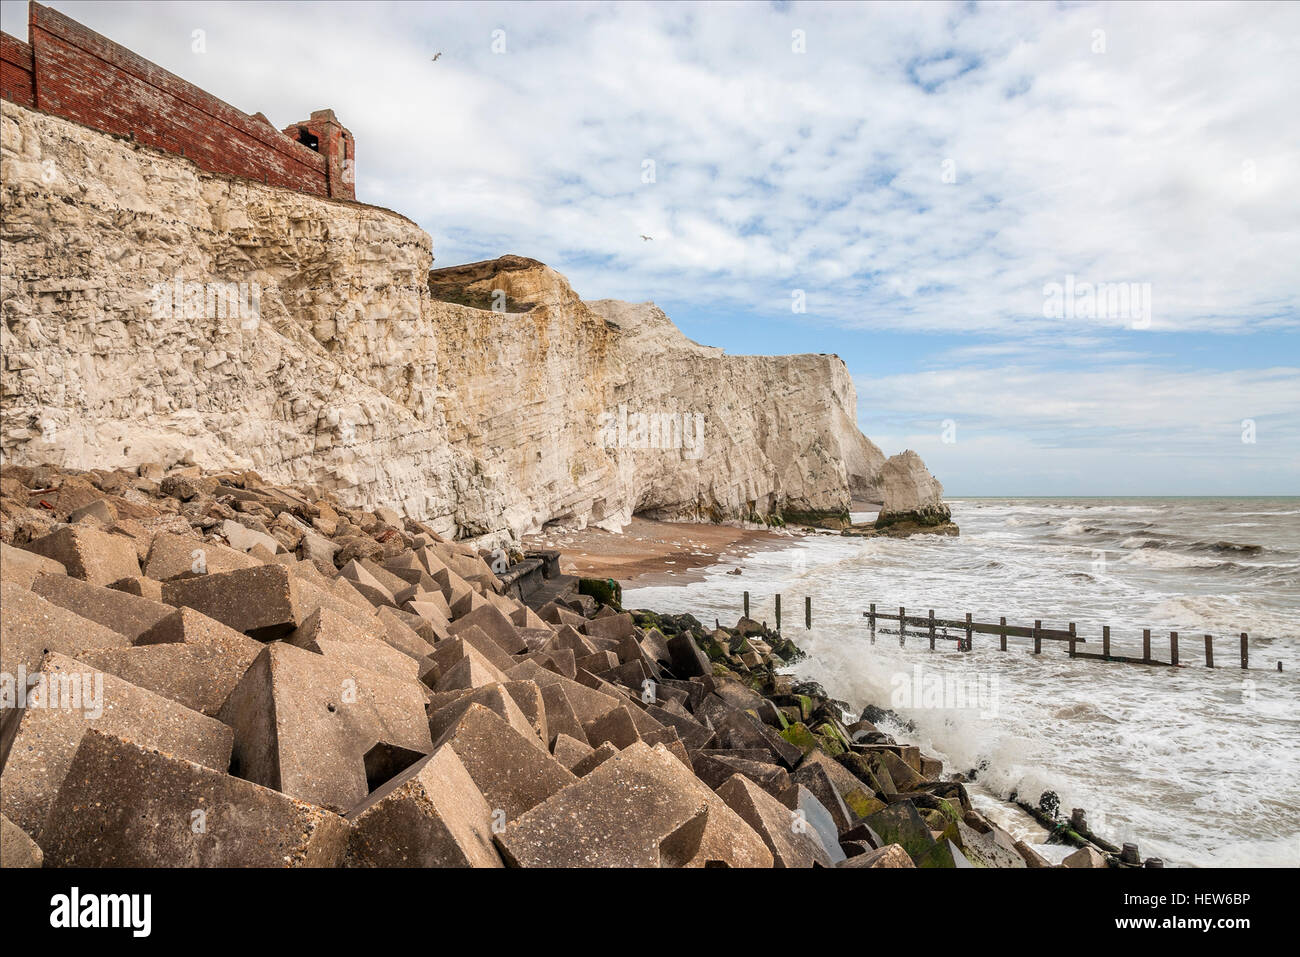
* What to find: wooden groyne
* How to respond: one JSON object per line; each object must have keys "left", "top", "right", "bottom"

{"left": 863, "top": 603, "right": 1259, "bottom": 670}
{"left": 740, "top": 591, "right": 1272, "bottom": 671}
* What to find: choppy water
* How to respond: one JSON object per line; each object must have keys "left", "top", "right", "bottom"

{"left": 625, "top": 497, "right": 1300, "bottom": 868}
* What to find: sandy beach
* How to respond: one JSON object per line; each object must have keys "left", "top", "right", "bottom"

{"left": 521, "top": 517, "right": 803, "bottom": 586}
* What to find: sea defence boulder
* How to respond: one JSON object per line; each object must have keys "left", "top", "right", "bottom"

{"left": 41, "top": 730, "right": 349, "bottom": 867}
{"left": 0, "top": 461, "right": 1041, "bottom": 869}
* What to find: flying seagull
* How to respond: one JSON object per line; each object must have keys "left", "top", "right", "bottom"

{"left": 640, "top": 234, "right": 653, "bottom": 241}
{"left": 431, "top": 52, "right": 442, "bottom": 61}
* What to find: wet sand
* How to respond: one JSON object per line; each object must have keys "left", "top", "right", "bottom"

{"left": 521, "top": 517, "right": 804, "bottom": 586}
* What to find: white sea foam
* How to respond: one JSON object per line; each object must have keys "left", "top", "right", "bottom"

{"left": 626, "top": 496, "right": 1300, "bottom": 868}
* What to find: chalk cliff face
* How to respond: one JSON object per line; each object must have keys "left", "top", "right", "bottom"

{"left": 425, "top": 256, "right": 886, "bottom": 532}
{"left": 1, "top": 100, "right": 925, "bottom": 541}
{"left": 874, "top": 450, "right": 953, "bottom": 531}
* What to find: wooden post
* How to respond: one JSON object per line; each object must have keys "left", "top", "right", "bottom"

{"left": 1068, "top": 622, "right": 1076, "bottom": 658}
{"left": 743, "top": 591, "right": 749, "bottom": 618}
{"left": 999, "top": 616, "right": 1007, "bottom": 651}
{"left": 1103, "top": 625, "right": 1110, "bottom": 659}
{"left": 899, "top": 606, "right": 906, "bottom": 647}
{"left": 775, "top": 595, "right": 781, "bottom": 633}
{"left": 1170, "top": 631, "right": 1179, "bottom": 666}
{"left": 965, "top": 613, "right": 973, "bottom": 652}
{"left": 1033, "top": 620, "right": 1042, "bottom": 655}
{"left": 869, "top": 603, "right": 876, "bottom": 644}
{"left": 1240, "top": 633, "right": 1248, "bottom": 669}
{"left": 1204, "top": 634, "right": 1214, "bottom": 668}
{"left": 928, "top": 610, "right": 936, "bottom": 651}
{"left": 1143, "top": 629, "right": 1151, "bottom": 663}
{"left": 805, "top": 596, "right": 811, "bottom": 630}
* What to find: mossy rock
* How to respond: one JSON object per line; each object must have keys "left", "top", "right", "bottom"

{"left": 816, "top": 721, "right": 851, "bottom": 754}
{"left": 874, "top": 506, "right": 953, "bottom": 530}
{"left": 578, "top": 577, "right": 622, "bottom": 611}
{"left": 711, "top": 662, "right": 736, "bottom": 679}
{"left": 794, "top": 694, "right": 814, "bottom": 721}
{"left": 729, "top": 636, "right": 755, "bottom": 656}
{"left": 835, "top": 752, "right": 885, "bottom": 794}
{"left": 770, "top": 636, "right": 806, "bottom": 663}
{"left": 630, "top": 610, "right": 661, "bottom": 630}
{"left": 698, "top": 635, "right": 728, "bottom": 661}
{"left": 843, "top": 788, "right": 886, "bottom": 820}
{"left": 779, "top": 722, "right": 819, "bottom": 756}
{"left": 781, "top": 508, "right": 852, "bottom": 530}
{"left": 863, "top": 802, "right": 939, "bottom": 865}
{"left": 922, "top": 808, "right": 949, "bottom": 830}
{"left": 914, "top": 841, "right": 959, "bottom": 868}
{"left": 817, "top": 733, "right": 846, "bottom": 757}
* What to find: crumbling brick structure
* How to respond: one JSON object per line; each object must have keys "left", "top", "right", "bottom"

{"left": 283, "top": 109, "right": 356, "bottom": 202}
{"left": 0, "top": 2, "right": 355, "bottom": 201}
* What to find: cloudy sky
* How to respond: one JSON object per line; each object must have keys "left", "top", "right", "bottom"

{"left": 5, "top": 0, "right": 1297, "bottom": 494}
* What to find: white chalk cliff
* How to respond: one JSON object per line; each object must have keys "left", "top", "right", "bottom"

{"left": 0, "top": 100, "right": 945, "bottom": 541}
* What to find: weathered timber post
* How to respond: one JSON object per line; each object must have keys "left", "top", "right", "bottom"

{"left": 1033, "top": 620, "right": 1042, "bottom": 655}
{"left": 899, "top": 606, "right": 906, "bottom": 647}
{"left": 1204, "top": 634, "right": 1214, "bottom": 668}
{"left": 1240, "top": 633, "right": 1248, "bottom": 669}
{"left": 775, "top": 595, "right": 781, "bottom": 633}
{"left": 805, "top": 596, "right": 811, "bottom": 630}
{"left": 965, "top": 613, "right": 973, "bottom": 652}
{"left": 1143, "top": 629, "right": 1152, "bottom": 664}
{"left": 929, "top": 610, "right": 936, "bottom": 651}
{"left": 1000, "top": 616, "right": 1007, "bottom": 651}
{"left": 743, "top": 591, "right": 749, "bottom": 618}
{"left": 869, "top": 604, "right": 876, "bottom": 644}
{"left": 1170, "top": 631, "right": 1179, "bottom": 666}
{"left": 1068, "top": 622, "right": 1077, "bottom": 659}
{"left": 1103, "top": 625, "right": 1111, "bottom": 659}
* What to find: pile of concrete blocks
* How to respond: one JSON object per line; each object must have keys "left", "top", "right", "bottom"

{"left": 0, "top": 462, "right": 1037, "bottom": 868}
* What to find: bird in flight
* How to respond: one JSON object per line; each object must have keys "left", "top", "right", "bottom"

{"left": 431, "top": 52, "right": 442, "bottom": 61}
{"left": 640, "top": 234, "right": 653, "bottom": 241}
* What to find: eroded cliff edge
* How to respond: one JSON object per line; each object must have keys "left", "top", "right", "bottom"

{"left": 1, "top": 100, "right": 942, "bottom": 541}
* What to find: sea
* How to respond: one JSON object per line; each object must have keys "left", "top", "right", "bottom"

{"left": 624, "top": 497, "right": 1300, "bottom": 868}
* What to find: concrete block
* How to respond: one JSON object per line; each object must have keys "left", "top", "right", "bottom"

{"left": 0, "top": 540, "right": 66, "bottom": 589}
{"left": 42, "top": 730, "right": 347, "bottom": 867}
{"left": 144, "top": 531, "right": 258, "bottom": 581}
{"left": 716, "top": 773, "right": 833, "bottom": 868}
{"left": 23, "top": 526, "right": 140, "bottom": 586}
{"left": 287, "top": 607, "right": 419, "bottom": 682}
{"left": 0, "top": 812, "right": 42, "bottom": 868}
{"left": 551, "top": 733, "right": 594, "bottom": 771}
{"left": 31, "top": 572, "right": 173, "bottom": 641}
{"left": 0, "top": 580, "right": 128, "bottom": 677}
{"left": 0, "top": 652, "right": 233, "bottom": 839}
{"left": 345, "top": 744, "right": 502, "bottom": 867}
{"left": 495, "top": 741, "right": 708, "bottom": 867}
{"left": 217, "top": 642, "right": 431, "bottom": 813}
{"left": 163, "top": 564, "right": 307, "bottom": 640}
{"left": 433, "top": 703, "right": 576, "bottom": 820}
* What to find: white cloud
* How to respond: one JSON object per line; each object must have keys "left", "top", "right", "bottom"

{"left": 856, "top": 362, "right": 1300, "bottom": 494}
{"left": 7, "top": 0, "right": 1293, "bottom": 334}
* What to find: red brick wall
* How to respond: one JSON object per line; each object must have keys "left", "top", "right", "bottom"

{"left": 0, "top": 32, "right": 35, "bottom": 108}
{"left": 8, "top": 3, "right": 334, "bottom": 197}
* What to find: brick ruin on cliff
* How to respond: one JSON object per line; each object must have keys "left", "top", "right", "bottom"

{"left": 0, "top": 1, "right": 354, "bottom": 201}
